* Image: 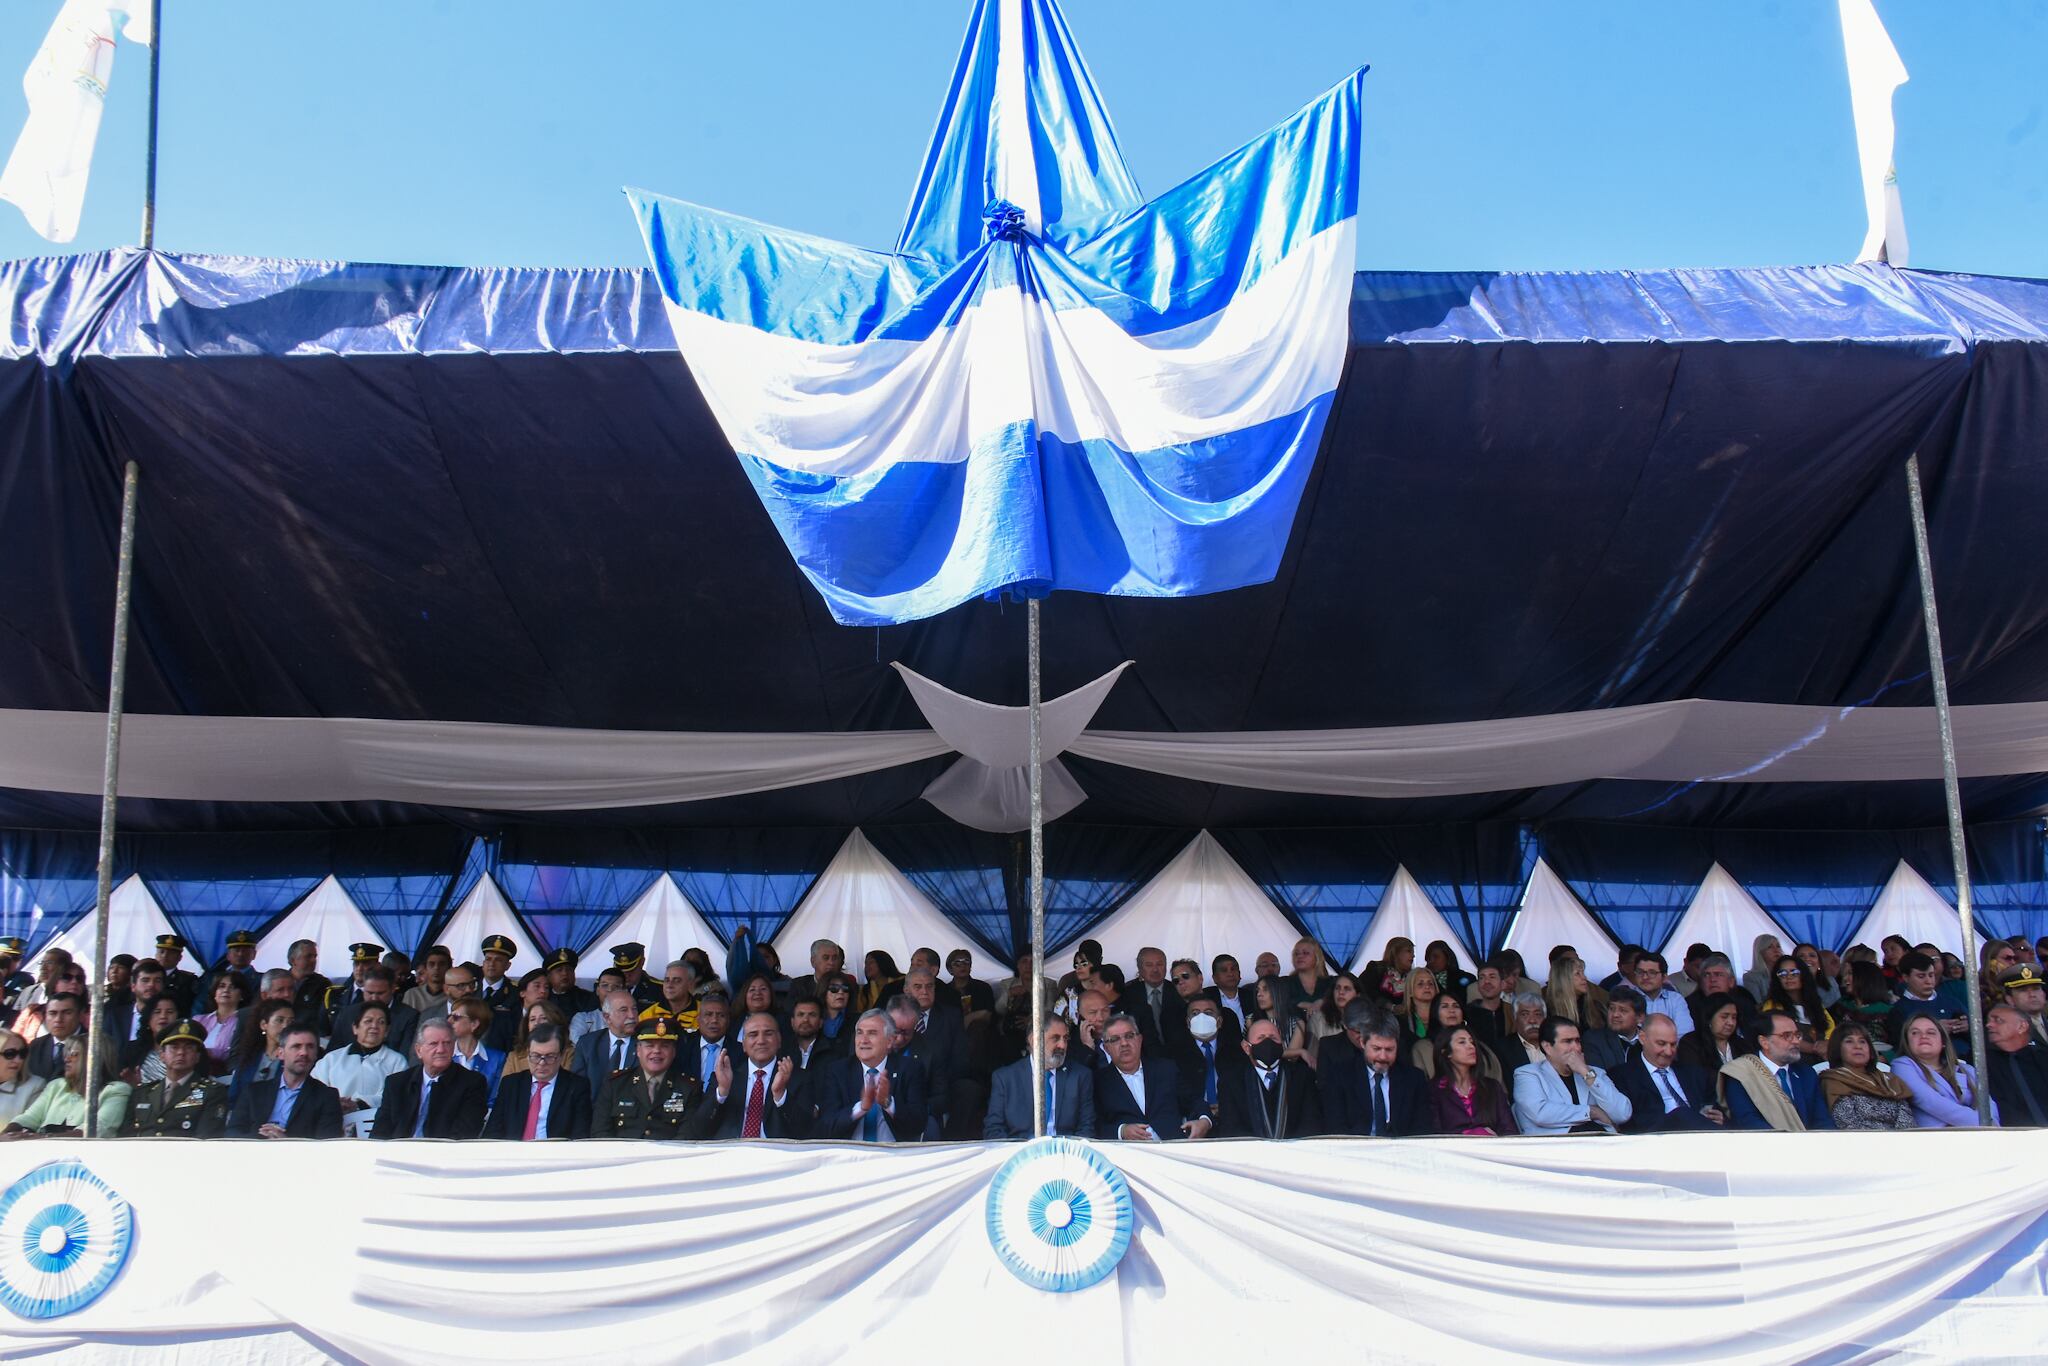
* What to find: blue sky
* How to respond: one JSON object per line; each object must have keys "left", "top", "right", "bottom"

{"left": 0, "top": 1, "right": 2042, "bottom": 274}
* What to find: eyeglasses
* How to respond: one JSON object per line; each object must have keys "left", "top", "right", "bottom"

{"left": 1775, "top": 969, "right": 1802, "bottom": 978}
{"left": 826, "top": 983, "right": 850, "bottom": 994}
{"left": 0, "top": 1048, "right": 23, "bottom": 1061}
{"left": 1171, "top": 972, "right": 1195, "bottom": 982}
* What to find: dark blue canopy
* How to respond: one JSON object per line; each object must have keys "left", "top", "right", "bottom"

{"left": 4, "top": 251, "right": 2047, "bottom": 957}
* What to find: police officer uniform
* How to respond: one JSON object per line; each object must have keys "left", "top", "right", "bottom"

{"left": 546, "top": 947, "right": 600, "bottom": 1017}
{"left": 613, "top": 942, "right": 666, "bottom": 1010}
{"left": 592, "top": 1015, "right": 722, "bottom": 1140}
{"left": 1998, "top": 964, "right": 2048, "bottom": 1048}
{"left": 317, "top": 942, "right": 383, "bottom": 1037}
{"left": 194, "top": 929, "right": 261, "bottom": 1016}
{"left": 119, "top": 1020, "right": 231, "bottom": 1137}
{"left": 154, "top": 933, "right": 203, "bottom": 1016}
{"left": 0, "top": 936, "right": 30, "bottom": 1030}
{"left": 478, "top": 934, "right": 522, "bottom": 1050}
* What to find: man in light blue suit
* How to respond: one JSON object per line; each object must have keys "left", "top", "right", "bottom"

{"left": 985, "top": 1017, "right": 1095, "bottom": 1140}
{"left": 1512, "top": 1015, "right": 1635, "bottom": 1136}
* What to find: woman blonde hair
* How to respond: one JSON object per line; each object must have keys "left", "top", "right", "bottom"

{"left": 1542, "top": 955, "right": 1589, "bottom": 1026}
{"left": 1897, "top": 1013, "right": 1963, "bottom": 1096}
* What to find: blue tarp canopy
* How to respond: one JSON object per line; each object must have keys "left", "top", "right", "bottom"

{"left": 4, "top": 250, "right": 2048, "bottom": 956}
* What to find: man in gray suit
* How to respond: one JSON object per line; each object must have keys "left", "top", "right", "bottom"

{"left": 570, "top": 989, "right": 642, "bottom": 1102}
{"left": 985, "top": 1017, "right": 1095, "bottom": 1139}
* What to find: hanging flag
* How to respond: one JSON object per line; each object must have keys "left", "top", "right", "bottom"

{"left": 631, "top": 0, "right": 1364, "bottom": 626}
{"left": 0, "top": 1, "right": 150, "bottom": 244}
{"left": 1838, "top": 0, "right": 1908, "bottom": 266}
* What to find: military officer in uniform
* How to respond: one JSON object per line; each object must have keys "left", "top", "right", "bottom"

{"left": 153, "top": 934, "right": 203, "bottom": 1016}
{"left": 478, "top": 934, "right": 522, "bottom": 1050}
{"left": 546, "top": 947, "right": 600, "bottom": 1018}
{"left": 316, "top": 942, "right": 384, "bottom": 1037}
{"left": 593, "top": 1014, "right": 722, "bottom": 1140}
{"left": 611, "top": 942, "right": 666, "bottom": 1010}
{"left": 119, "top": 1019, "right": 230, "bottom": 1137}
{"left": 0, "top": 937, "right": 30, "bottom": 1030}
{"left": 288, "top": 939, "right": 333, "bottom": 1024}
{"left": 195, "top": 929, "right": 260, "bottom": 1017}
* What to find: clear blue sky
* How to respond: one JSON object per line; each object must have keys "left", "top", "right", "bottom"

{"left": 0, "top": 1, "right": 2042, "bottom": 275}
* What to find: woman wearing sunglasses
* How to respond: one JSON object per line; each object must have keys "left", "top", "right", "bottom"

{"left": 0, "top": 1028, "right": 48, "bottom": 1126}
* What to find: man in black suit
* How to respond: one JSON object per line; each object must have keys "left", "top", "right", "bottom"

{"left": 891, "top": 971, "right": 967, "bottom": 1138}
{"left": 326, "top": 967, "right": 419, "bottom": 1058}
{"left": 782, "top": 998, "right": 835, "bottom": 1072}
{"left": 986, "top": 1017, "right": 1095, "bottom": 1139}
{"left": 1616, "top": 1015, "right": 1726, "bottom": 1132}
{"left": 1070, "top": 989, "right": 1116, "bottom": 1074}
{"left": 1094, "top": 1012, "right": 1208, "bottom": 1140}
{"left": 1115, "top": 947, "right": 1188, "bottom": 1055}
{"left": 1172, "top": 995, "right": 1242, "bottom": 1127}
{"left": 1202, "top": 954, "right": 1253, "bottom": 1036}
{"left": 370, "top": 1018, "right": 489, "bottom": 1140}
{"left": 1217, "top": 1018, "right": 1319, "bottom": 1138}
{"left": 812, "top": 1008, "right": 929, "bottom": 1142}
{"left": 572, "top": 989, "right": 642, "bottom": 1101}
{"left": 1491, "top": 994, "right": 1548, "bottom": 1073}
{"left": 1466, "top": 961, "right": 1516, "bottom": 1053}
{"left": 1320, "top": 1003, "right": 1429, "bottom": 1137}
{"left": 676, "top": 992, "right": 741, "bottom": 1094}
{"left": 26, "top": 991, "right": 86, "bottom": 1081}
{"left": 484, "top": 1024, "right": 592, "bottom": 1139}
{"left": 228, "top": 1023, "right": 344, "bottom": 1138}
{"left": 712, "top": 1011, "right": 808, "bottom": 1139}
{"left": 1581, "top": 986, "right": 1645, "bottom": 1075}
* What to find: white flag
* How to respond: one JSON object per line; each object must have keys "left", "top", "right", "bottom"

{"left": 1838, "top": 0, "right": 1908, "bottom": 265}
{"left": 0, "top": 2, "right": 149, "bottom": 244}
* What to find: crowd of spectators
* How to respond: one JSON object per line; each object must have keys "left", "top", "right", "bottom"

{"left": 0, "top": 923, "right": 2043, "bottom": 1142}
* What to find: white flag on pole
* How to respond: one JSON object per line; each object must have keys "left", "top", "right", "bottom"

{"left": 0, "top": 1, "right": 150, "bottom": 244}
{"left": 1838, "top": 0, "right": 1908, "bottom": 266}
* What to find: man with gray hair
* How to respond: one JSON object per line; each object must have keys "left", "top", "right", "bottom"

{"left": 370, "top": 1018, "right": 487, "bottom": 1139}
{"left": 1322, "top": 1002, "right": 1427, "bottom": 1137}
{"left": 570, "top": 988, "right": 643, "bottom": 1102}
{"left": 814, "top": 1007, "right": 928, "bottom": 1141}
{"left": 795, "top": 938, "right": 846, "bottom": 1005}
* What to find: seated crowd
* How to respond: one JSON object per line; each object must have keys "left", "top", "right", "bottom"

{"left": 0, "top": 923, "right": 2043, "bottom": 1142}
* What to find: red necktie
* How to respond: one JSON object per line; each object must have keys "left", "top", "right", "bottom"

{"left": 742, "top": 1068, "right": 767, "bottom": 1138}
{"left": 522, "top": 1081, "right": 544, "bottom": 1140}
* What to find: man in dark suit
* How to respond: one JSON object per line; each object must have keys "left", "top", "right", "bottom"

{"left": 1216, "top": 1018, "right": 1319, "bottom": 1139}
{"left": 712, "top": 1011, "right": 808, "bottom": 1139}
{"left": 1116, "top": 947, "right": 1188, "bottom": 1055}
{"left": 812, "top": 1008, "right": 929, "bottom": 1142}
{"left": 986, "top": 1017, "right": 1095, "bottom": 1139}
{"left": 1094, "top": 1012, "right": 1208, "bottom": 1140}
{"left": 370, "top": 1018, "right": 489, "bottom": 1139}
{"left": 891, "top": 970, "right": 967, "bottom": 1138}
{"left": 228, "top": 1023, "right": 344, "bottom": 1138}
{"left": 1172, "top": 995, "right": 1243, "bottom": 1126}
{"left": 782, "top": 998, "right": 836, "bottom": 1072}
{"left": 26, "top": 991, "right": 86, "bottom": 1081}
{"left": 1201, "top": 954, "right": 1254, "bottom": 1036}
{"left": 1070, "top": 989, "right": 1116, "bottom": 1074}
{"left": 326, "top": 967, "right": 419, "bottom": 1058}
{"left": 676, "top": 993, "right": 742, "bottom": 1095}
{"left": 1615, "top": 1015, "right": 1726, "bottom": 1132}
{"left": 483, "top": 1023, "right": 592, "bottom": 1139}
{"left": 1723, "top": 1010, "right": 1836, "bottom": 1131}
{"left": 1320, "top": 1003, "right": 1429, "bottom": 1137}
{"left": 572, "top": 988, "right": 642, "bottom": 1101}
{"left": 1581, "top": 986, "right": 1646, "bottom": 1075}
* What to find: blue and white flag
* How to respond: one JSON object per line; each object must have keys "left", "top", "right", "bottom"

{"left": 631, "top": 0, "right": 1364, "bottom": 626}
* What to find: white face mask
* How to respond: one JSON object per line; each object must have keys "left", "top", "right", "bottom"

{"left": 1187, "top": 1012, "right": 1220, "bottom": 1042}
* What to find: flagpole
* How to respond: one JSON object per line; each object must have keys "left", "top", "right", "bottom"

{"left": 1027, "top": 596, "right": 1046, "bottom": 1137}
{"left": 139, "top": 0, "right": 161, "bottom": 249}
{"left": 1903, "top": 453, "right": 1991, "bottom": 1123}
{"left": 82, "top": 460, "right": 141, "bottom": 1138}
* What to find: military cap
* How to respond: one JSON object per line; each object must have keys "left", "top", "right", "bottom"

{"left": 349, "top": 941, "right": 384, "bottom": 964}
{"left": 634, "top": 1013, "right": 683, "bottom": 1043}
{"left": 1997, "top": 963, "right": 2045, "bottom": 993}
{"left": 611, "top": 941, "right": 647, "bottom": 970}
{"left": 543, "top": 946, "right": 578, "bottom": 971}
{"left": 481, "top": 934, "right": 518, "bottom": 959}
{"left": 155, "top": 1018, "right": 207, "bottom": 1047}
{"left": 0, "top": 936, "right": 24, "bottom": 957}
{"left": 154, "top": 932, "right": 187, "bottom": 951}
{"left": 224, "top": 929, "right": 258, "bottom": 948}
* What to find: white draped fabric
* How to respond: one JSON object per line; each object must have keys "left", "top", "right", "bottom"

{"left": 1054, "top": 832, "right": 1305, "bottom": 976}
{"left": 1502, "top": 860, "right": 1616, "bottom": 967}
{"left": 770, "top": 831, "right": 975, "bottom": 972}
{"left": 580, "top": 874, "right": 728, "bottom": 975}
{"left": 252, "top": 876, "right": 381, "bottom": 976}
{"left": 26, "top": 876, "right": 176, "bottom": 983}
{"left": 431, "top": 877, "right": 542, "bottom": 968}
{"left": 2, "top": 1134, "right": 2043, "bottom": 1364}
{"left": 2, "top": 696, "right": 2046, "bottom": 811}
{"left": 1853, "top": 860, "right": 1964, "bottom": 956}
{"left": 1347, "top": 866, "right": 1474, "bottom": 975}
{"left": 1661, "top": 863, "right": 1788, "bottom": 960}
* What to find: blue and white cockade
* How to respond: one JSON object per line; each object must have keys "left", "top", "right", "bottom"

{"left": 631, "top": 0, "right": 1365, "bottom": 625}
{"left": 0, "top": 1161, "right": 135, "bottom": 1319}
{"left": 985, "top": 1137, "right": 1134, "bottom": 1291}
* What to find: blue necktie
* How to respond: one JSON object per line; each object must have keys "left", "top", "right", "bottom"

{"left": 1371, "top": 1072, "right": 1389, "bottom": 1136}
{"left": 862, "top": 1067, "right": 881, "bottom": 1141}
{"left": 413, "top": 1075, "right": 435, "bottom": 1137}
{"left": 1200, "top": 1041, "right": 1217, "bottom": 1105}
{"left": 1042, "top": 1071, "right": 1056, "bottom": 1136}
{"left": 1776, "top": 1067, "right": 1795, "bottom": 1101}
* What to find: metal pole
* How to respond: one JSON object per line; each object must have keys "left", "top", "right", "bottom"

{"left": 139, "top": 0, "right": 162, "bottom": 249}
{"left": 1904, "top": 453, "right": 1992, "bottom": 1123}
{"left": 83, "top": 461, "right": 141, "bottom": 1137}
{"left": 1028, "top": 597, "right": 1046, "bottom": 1137}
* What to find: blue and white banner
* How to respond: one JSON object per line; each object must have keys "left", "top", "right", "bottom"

{"left": 630, "top": 0, "right": 1364, "bottom": 624}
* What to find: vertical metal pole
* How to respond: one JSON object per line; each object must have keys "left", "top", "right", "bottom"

{"left": 83, "top": 461, "right": 141, "bottom": 1137}
{"left": 139, "top": 0, "right": 162, "bottom": 249}
{"left": 1028, "top": 598, "right": 1046, "bottom": 1137}
{"left": 1904, "top": 453, "right": 1992, "bottom": 1123}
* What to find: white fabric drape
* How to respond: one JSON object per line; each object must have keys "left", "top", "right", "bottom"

{"left": 580, "top": 874, "right": 728, "bottom": 972}
{"left": 1052, "top": 832, "right": 1305, "bottom": 976}
{"left": 2, "top": 1134, "right": 2043, "bottom": 1365}
{"left": 2, "top": 696, "right": 2046, "bottom": 812}
{"left": 1854, "top": 860, "right": 1963, "bottom": 956}
{"left": 1348, "top": 866, "right": 1474, "bottom": 975}
{"left": 769, "top": 830, "right": 977, "bottom": 972}
{"left": 431, "top": 877, "right": 542, "bottom": 968}
{"left": 1502, "top": 860, "right": 1616, "bottom": 966}
{"left": 252, "top": 875, "right": 381, "bottom": 976}
{"left": 25, "top": 875, "right": 176, "bottom": 983}
{"left": 1660, "top": 863, "right": 1787, "bottom": 961}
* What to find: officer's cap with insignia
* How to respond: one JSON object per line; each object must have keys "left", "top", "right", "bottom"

{"left": 544, "top": 946, "right": 578, "bottom": 971}
{"left": 156, "top": 1018, "right": 207, "bottom": 1048}
{"left": 634, "top": 1013, "right": 683, "bottom": 1043}
{"left": 481, "top": 934, "right": 518, "bottom": 959}
{"left": 154, "top": 933, "right": 187, "bottom": 951}
{"left": 225, "top": 929, "right": 258, "bottom": 949}
{"left": 350, "top": 941, "right": 384, "bottom": 964}
{"left": 612, "top": 941, "right": 647, "bottom": 970}
{"left": 1998, "top": 963, "right": 2046, "bottom": 993}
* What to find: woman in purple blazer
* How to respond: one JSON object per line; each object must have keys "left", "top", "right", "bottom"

{"left": 1426, "top": 1025, "right": 1517, "bottom": 1136}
